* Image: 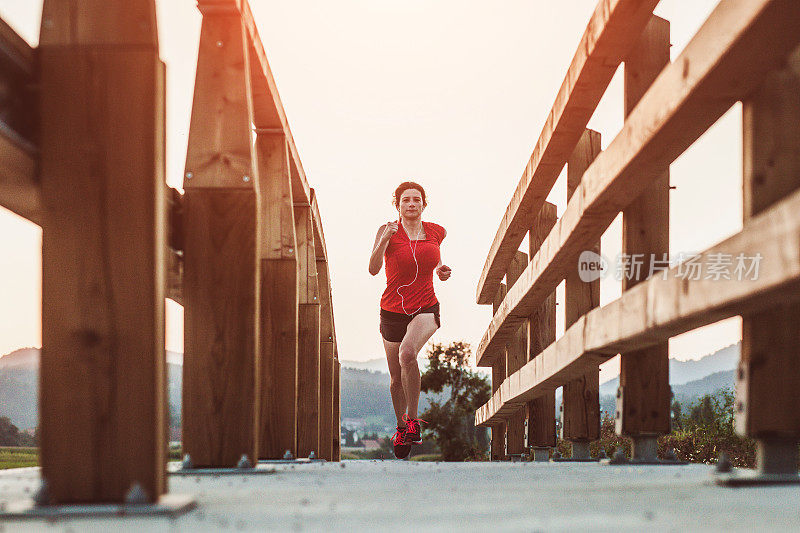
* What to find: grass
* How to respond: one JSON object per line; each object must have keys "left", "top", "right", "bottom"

{"left": 408, "top": 454, "right": 441, "bottom": 462}
{"left": 0, "top": 446, "right": 184, "bottom": 469}
{"left": 0, "top": 447, "right": 39, "bottom": 469}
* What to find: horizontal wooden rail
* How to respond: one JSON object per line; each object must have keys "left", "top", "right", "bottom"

{"left": 310, "top": 189, "right": 328, "bottom": 261}
{"left": 197, "top": 0, "right": 312, "bottom": 206}
{"left": 476, "top": 0, "right": 800, "bottom": 367}
{"left": 476, "top": 184, "right": 800, "bottom": 426}
{"left": 475, "top": 0, "right": 659, "bottom": 305}
{"left": 0, "top": 17, "right": 39, "bottom": 223}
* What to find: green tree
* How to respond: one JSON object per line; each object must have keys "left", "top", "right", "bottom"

{"left": 0, "top": 417, "right": 27, "bottom": 446}
{"left": 419, "top": 341, "right": 491, "bottom": 461}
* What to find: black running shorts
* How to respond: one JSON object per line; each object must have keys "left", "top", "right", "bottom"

{"left": 379, "top": 303, "right": 441, "bottom": 343}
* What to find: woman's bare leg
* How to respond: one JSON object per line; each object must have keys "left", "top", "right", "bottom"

{"left": 383, "top": 338, "right": 406, "bottom": 425}
{"left": 399, "top": 313, "right": 439, "bottom": 419}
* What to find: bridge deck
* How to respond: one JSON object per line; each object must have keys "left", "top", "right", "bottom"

{"left": 2, "top": 461, "right": 799, "bottom": 531}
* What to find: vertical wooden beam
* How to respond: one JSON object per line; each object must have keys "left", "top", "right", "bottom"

{"left": 505, "top": 252, "right": 528, "bottom": 456}
{"left": 38, "top": 0, "right": 166, "bottom": 502}
{"left": 526, "top": 203, "right": 558, "bottom": 452}
{"left": 182, "top": 14, "right": 259, "bottom": 468}
{"left": 737, "top": 60, "right": 800, "bottom": 473}
{"left": 317, "top": 258, "right": 335, "bottom": 461}
{"left": 254, "top": 130, "right": 299, "bottom": 459}
{"left": 333, "top": 358, "right": 341, "bottom": 461}
{"left": 295, "top": 205, "right": 321, "bottom": 458}
{"left": 490, "top": 283, "right": 507, "bottom": 461}
{"left": 562, "top": 129, "right": 602, "bottom": 450}
{"left": 617, "top": 16, "right": 671, "bottom": 448}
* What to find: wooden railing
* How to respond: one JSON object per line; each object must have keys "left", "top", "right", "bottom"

{"left": 475, "top": 0, "right": 800, "bottom": 476}
{"left": 0, "top": 0, "right": 340, "bottom": 505}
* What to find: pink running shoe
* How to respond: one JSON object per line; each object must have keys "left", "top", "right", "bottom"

{"left": 402, "top": 414, "right": 426, "bottom": 445}
{"left": 392, "top": 424, "right": 411, "bottom": 459}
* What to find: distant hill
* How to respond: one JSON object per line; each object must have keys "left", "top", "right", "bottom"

{"left": 341, "top": 357, "right": 422, "bottom": 374}
{"left": 599, "top": 342, "right": 739, "bottom": 396}
{"left": 0, "top": 349, "right": 443, "bottom": 436}
{"left": 0, "top": 344, "right": 737, "bottom": 435}
{"left": 340, "top": 367, "right": 447, "bottom": 425}
{"left": 672, "top": 369, "right": 734, "bottom": 404}
{"left": 0, "top": 348, "right": 182, "bottom": 437}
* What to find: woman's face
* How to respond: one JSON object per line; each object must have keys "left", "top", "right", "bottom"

{"left": 397, "top": 188, "right": 425, "bottom": 220}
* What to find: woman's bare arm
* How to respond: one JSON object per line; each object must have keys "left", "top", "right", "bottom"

{"left": 369, "top": 222, "right": 397, "bottom": 275}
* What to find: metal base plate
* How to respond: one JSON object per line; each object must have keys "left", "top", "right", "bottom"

{"left": 714, "top": 471, "right": 800, "bottom": 487}
{"left": 0, "top": 493, "right": 196, "bottom": 520}
{"left": 257, "top": 458, "right": 326, "bottom": 465}
{"left": 600, "top": 458, "right": 688, "bottom": 466}
{"left": 170, "top": 464, "right": 277, "bottom": 476}
{"left": 552, "top": 457, "right": 600, "bottom": 462}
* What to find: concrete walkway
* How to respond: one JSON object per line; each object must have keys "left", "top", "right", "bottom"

{"left": 1, "top": 461, "right": 799, "bottom": 531}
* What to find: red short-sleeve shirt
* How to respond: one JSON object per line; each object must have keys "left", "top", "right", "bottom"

{"left": 380, "top": 221, "right": 446, "bottom": 314}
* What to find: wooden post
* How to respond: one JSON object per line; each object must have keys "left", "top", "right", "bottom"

{"left": 181, "top": 13, "right": 260, "bottom": 468}
{"left": 562, "top": 129, "right": 602, "bottom": 456}
{"left": 736, "top": 60, "right": 800, "bottom": 474}
{"left": 254, "top": 130, "right": 299, "bottom": 459}
{"left": 526, "top": 202, "right": 558, "bottom": 456}
{"left": 295, "top": 205, "right": 321, "bottom": 458}
{"left": 38, "top": 0, "right": 167, "bottom": 503}
{"left": 333, "top": 358, "right": 341, "bottom": 461}
{"left": 505, "top": 252, "right": 528, "bottom": 456}
{"left": 617, "top": 16, "right": 671, "bottom": 455}
{"left": 490, "top": 284, "right": 507, "bottom": 460}
{"left": 317, "top": 258, "right": 335, "bottom": 461}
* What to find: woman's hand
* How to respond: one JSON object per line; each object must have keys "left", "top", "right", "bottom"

{"left": 436, "top": 264, "right": 452, "bottom": 281}
{"left": 381, "top": 221, "right": 398, "bottom": 242}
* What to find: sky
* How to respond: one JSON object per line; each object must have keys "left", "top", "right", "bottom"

{"left": 0, "top": 0, "right": 743, "bottom": 382}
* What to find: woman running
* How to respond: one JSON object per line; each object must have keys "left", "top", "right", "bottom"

{"left": 368, "top": 181, "right": 451, "bottom": 458}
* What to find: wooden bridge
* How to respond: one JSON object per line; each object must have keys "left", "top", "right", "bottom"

{"left": 1, "top": 0, "right": 800, "bottom": 526}
{"left": 0, "top": 0, "right": 340, "bottom": 506}
{"left": 474, "top": 0, "right": 800, "bottom": 480}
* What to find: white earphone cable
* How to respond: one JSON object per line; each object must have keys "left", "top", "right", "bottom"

{"left": 396, "top": 222, "right": 423, "bottom": 315}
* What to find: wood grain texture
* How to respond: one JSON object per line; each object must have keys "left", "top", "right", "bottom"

{"left": 527, "top": 204, "right": 557, "bottom": 448}
{"left": 562, "top": 129, "right": 601, "bottom": 442}
{"left": 617, "top": 15, "right": 671, "bottom": 437}
{"left": 333, "top": 359, "right": 341, "bottom": 461}
{"left": 184, "top": 14, "right": 253, "bottom": 190}
{"left": 475, "top": 0, "right": 800, "bottom": 366}
{"left": 259, "top": 258, "right": 298, "bottom": 459}
{"left": 505, "top": 252, "right": 528, "bottom": 454}
{"left": 39, "top": 19, "right": 166, "bottom": 501}
{"left": 297, "top": 303, "right": 321, "bottom": 458}
{"left": 0, "top": 126, "right": 40, "bottom": 224}
{"left": 737, "top": 63, "right": 800, "bottom": 438}
{"left": 316, "top": 259, "right": 335, "bottom": 460}
{"left": 294, "top": 205, "right": 321, "bottom": 456}
{"left": 255, "top": 120, "right": 299, "bottom": 460}
{"left": 255, "top": 133, "right": 296, "bottom": 260}
{"left": 476, "top": 0, "right": 660, "bottom": 305}
{"left": 182, "top": 190, "right": 259, "bottom": 467}
{"left": 310, "top": 190, "right": 329, "bottom": 261}
{"left": 490, "top": 283, "right": 507, "bottom": 460}
{"left": 239, "top": 0, "right": 311, "bottom": 205}
{"left": 39, "top": 0, "right": 158, "bottom": 46}
{"left": 476, "top": 184, "right": 800, "bottom": 426}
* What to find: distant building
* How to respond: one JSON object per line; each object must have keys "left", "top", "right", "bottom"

{"left": 360, "top": 439, "right": 381, "bottom": 451}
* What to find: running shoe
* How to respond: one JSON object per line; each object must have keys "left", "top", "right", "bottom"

{"left": 392, "top": 424, "right": 411, "bottom": 459}
{"left": 403, "top": 414, "right": 426, "bottom": 444}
